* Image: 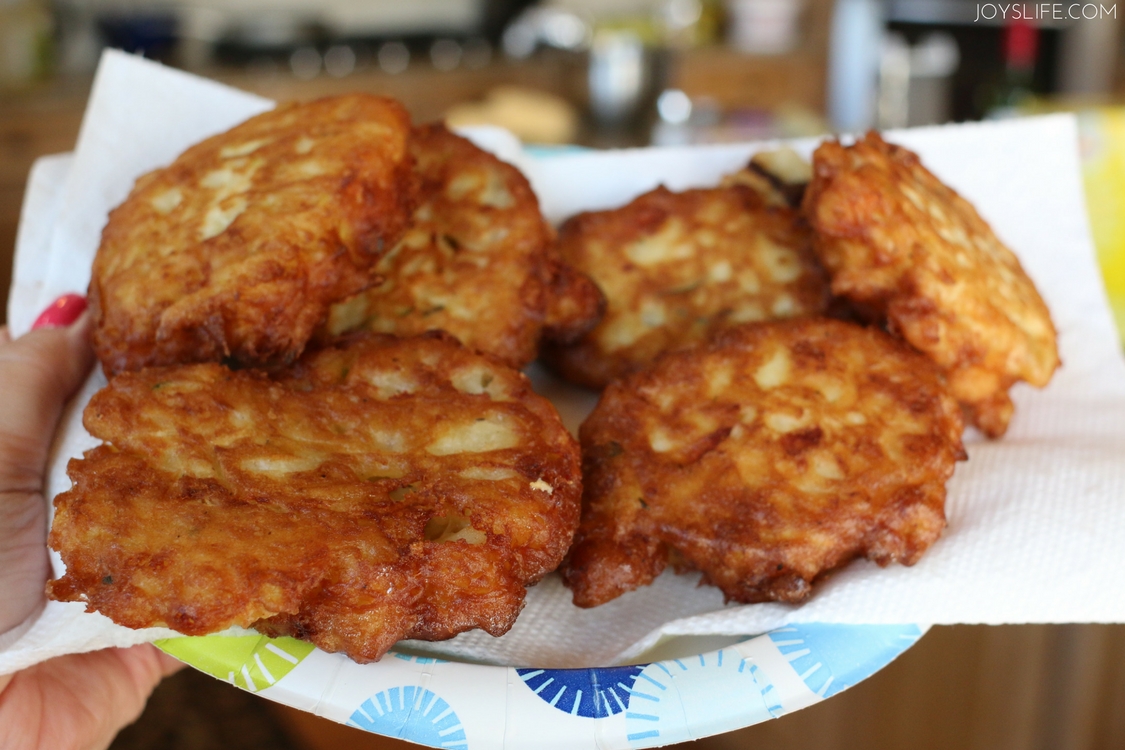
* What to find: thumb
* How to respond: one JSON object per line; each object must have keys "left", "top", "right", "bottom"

{"left": 0, "top": 301, "right": 95, "bottom": 494}
{"left": 0, "top": 297, "right": 95, "bottom": 634}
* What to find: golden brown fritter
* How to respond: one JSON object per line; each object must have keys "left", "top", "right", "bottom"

{"left": 90, "top": 94, "right": 416, "bottom": 375}
{"left": 545, "top": 184, "right": 829, "bottom": 389}
{"left": 48, "top": 333, "right": 581, "bottom": 663}
{"left": 803, "top": 132, "right": 1060, "bottom": 437}
{"left": 321, "top": 124, "right": 603, "bottom": 368}
{"left": 561, "top": 318, "right": 965, "bottom": 608}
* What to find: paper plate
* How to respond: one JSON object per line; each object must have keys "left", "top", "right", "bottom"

{"left": 155, "top": 623, "right": 925, "bottom": 748}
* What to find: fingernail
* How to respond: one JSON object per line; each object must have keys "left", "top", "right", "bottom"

{"left": 32, "top": 294, "right": 88, "bottom": 330}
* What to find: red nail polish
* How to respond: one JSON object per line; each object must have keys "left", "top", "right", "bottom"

{"left": 32, "top": 294, "right": 88, "bottom": 330}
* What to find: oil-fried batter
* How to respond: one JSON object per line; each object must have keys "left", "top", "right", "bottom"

{"left": 545, "top": 184, "right": 829, "bottom": 388}
{"left": 48, "top": 333, "right": 581, "bottom": 663}
{"left": 803, "top": 131, "right": 1059, "bottom": 437}
{"left": 321, "top": 124, "right": 603, "bottom": 368}
{"left": 561, "top": 318, "right": 965, "bottom": 607}
{"left": 90, "top": 94, "right": 416, "bottom": 375}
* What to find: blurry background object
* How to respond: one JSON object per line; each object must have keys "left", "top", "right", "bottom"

{"left": 502, "top": 1, "right": 670, "bottom": 143}
{"left": 1072, "top": 106, "right": 1125, "bottom": 345}
{"left": 54, "top": 0, "right": 102, "bottom": 73}
{"left": 886, "top": 0, "right": 1121, "bottom": 122}
{"left": 877, "top": 31, "right": 911, "bottom": 128}
{"left": 502, "top": 4, "right": 591, "bottom": 58}
{"left": 96, "top": 8, "right": 178, "bottom": 62}
{"left": 377, "top": 41, "right": 409, "bottom": 74}
{"left": 588, "top": 29, "right": 648, "bottom": 125}
{"left": 650, "top": 86, "right": 697, "bottom": 143}
{"left": 497, "top": 0, "right": 828, "bottom": 143}
{"left": 586, "top": 26, "right": 667, "bottom": 138}
{"left": 0, "top": 0, "right": 840, "bottom": 150}
{"left": 445, "top": 84, "right": 580, "bottom": 143}
{"left": 877, "top": 30, "right": 959, "bottom": 128}
{"left": 726, "top": 0, "right": 804, "bottom": 54}
{"left": 905, "top": 32, "right": 958, "bottom": 124}
{"left": 651, "top": 92, "right": 825, "bottom": 143}
{"left": 1059, "top": 2, "right": 1120, "bottom": 94}
{"left": 16, "top": 0, "right": 1120, "bottom": 130}
{"left": 0, "top": 0, "right": 53, "bottom": 90}
{"left": 826, "top": 0, "right": 883, "bottom": 131}
{"left": 984, "top": 19, "right": 1038, "bottom": 118}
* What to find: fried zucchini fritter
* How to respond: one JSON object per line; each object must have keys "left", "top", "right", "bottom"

{"left": 561, "top": 318, "right": 965, "bottom": 608}
{"left": 545, "top": 184, "right": 829, "bottom": 389}
{"left": 803, "top": 132, "right": 1059, "bottom": 437}
{"left": 48, "top": 333, "right": 581, "bottom": 663}
{"left": 90, "top": 94, "right": 415, "bottom": 375}
{"left": 321, "top": 124, "right": 603, "bottom": 368}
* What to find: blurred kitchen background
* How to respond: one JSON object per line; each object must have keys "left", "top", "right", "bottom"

{"left": 5, "top": 1, "right": 1125, "bottom": 748}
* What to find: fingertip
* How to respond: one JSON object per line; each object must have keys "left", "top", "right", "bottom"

{"left": 31, "top": 294, "right": 88, "bottom": 331}
{"left": 24, "top": 296, "right": 95, "bottom": 383}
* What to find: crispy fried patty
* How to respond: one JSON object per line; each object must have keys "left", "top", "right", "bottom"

{"left": 803, "top": 131, "right": 1059, "bottom": 437}
{"left": 546, "top": 184, "right": 828, "bottom": 388}
{"left": 90, "top": 94, "right": 415, "bottom": 374}
{"left": 49, "top": 333, "right": 581, "bottom": 663}
{"left": 561, "top": 318, "right": 965, "bottom": 607}
{"left": 322, "top": 124, "right": 603, "bottom": 367}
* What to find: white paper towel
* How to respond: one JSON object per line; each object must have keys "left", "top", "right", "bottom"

{"left": 3, "top": 50, "right": 1125, "bottom": 673}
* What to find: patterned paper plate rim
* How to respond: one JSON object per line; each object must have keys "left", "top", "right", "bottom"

{"left": 157, "top": 622, "right": 926, "bottom": 749}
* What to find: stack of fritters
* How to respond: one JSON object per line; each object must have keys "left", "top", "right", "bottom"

{"left": 90, "top": 94, "right": 416, "bottom": 374}
{"left": 321, "top": 124, "right": 603, "bottom": 368}
{"left": 50, "top": 334, "right": 581, "bottom": 663}
{"left": 803, "top": 132, "right": 1060, "bottom": 437}
{"left": 53, "top": 99, "right": 594, "bottom": 663}
{"left": 55, "top": 104, "right": 1063, "bottom": 651}
{"left": 546, "top": 182, "right": 829, "bottom": 387}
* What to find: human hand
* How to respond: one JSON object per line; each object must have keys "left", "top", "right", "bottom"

{"left": 0, "top": 295, "right": 182, "bottom": 750}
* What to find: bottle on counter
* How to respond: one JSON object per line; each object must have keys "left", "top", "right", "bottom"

{"left": 827, "top": 0, "right": 884, "bottom": 133}
{"left": 985, "top": 19, "right": 1038, "bottom": 119}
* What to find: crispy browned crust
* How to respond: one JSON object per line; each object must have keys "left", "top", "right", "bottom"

{"left": 561, "top": 318, "right": 965, "bottom": 608}
{"left": 90, "top": 94, "right": 416, "bottom": 375}
{"left": 803, "top": 131, "right": 1060, "bottom": 437}
{"left": 48, "top": 333, "right": 581, "bottom": 663}
{"left": 545, "top": 184, "right": 829, "bottom": 389}
{"left": 320, "top": 124, "right": 602, "bottom": 368}
{"left": 540, "top": 257, "right": 607, "bottom": 345}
